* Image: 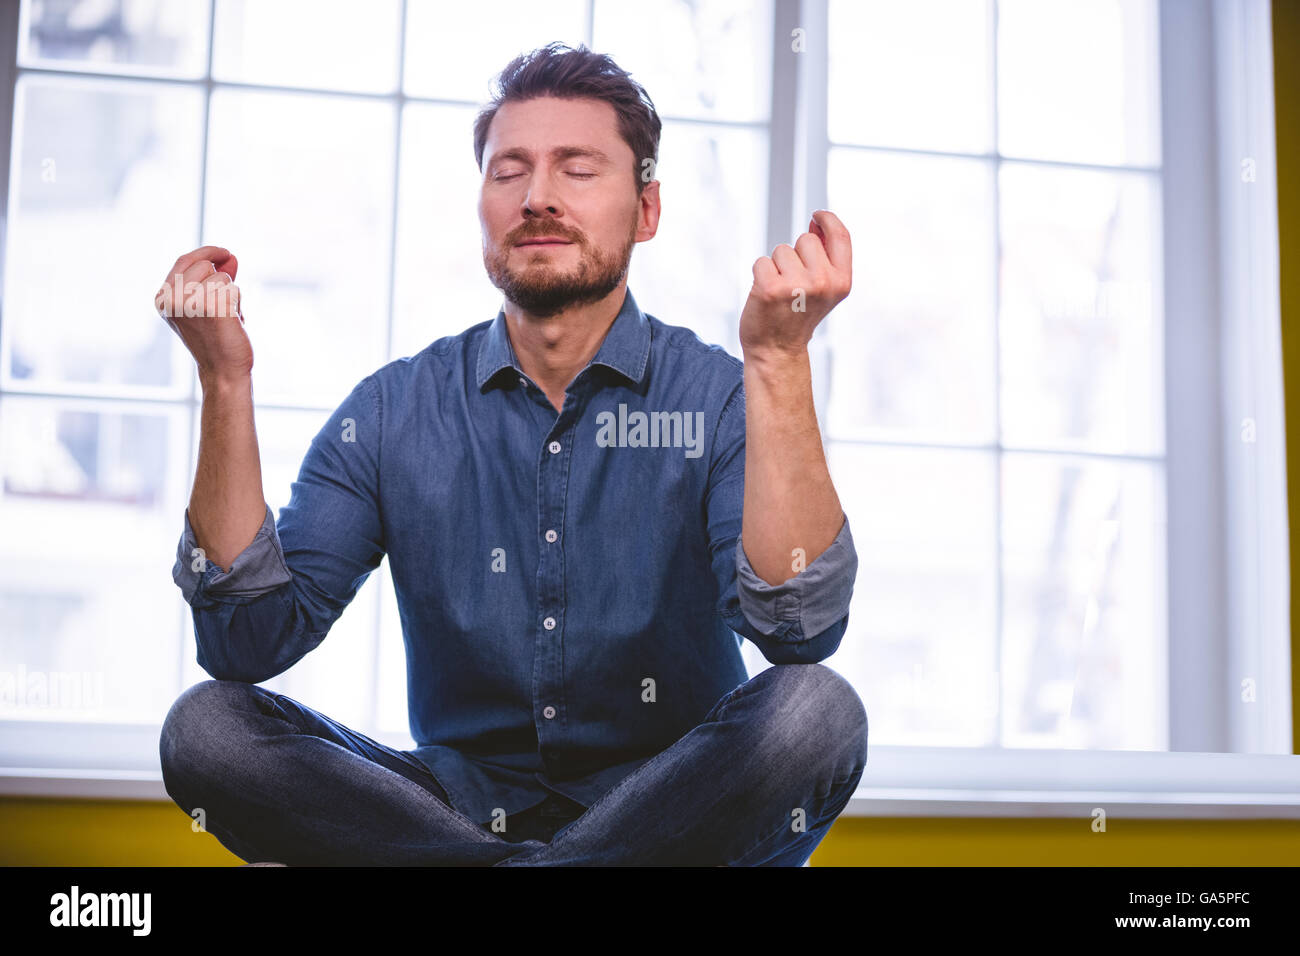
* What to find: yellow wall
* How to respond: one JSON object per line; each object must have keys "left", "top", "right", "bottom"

{"left": 1, "top": 797, "right": 1298, "bottom": 865}
{"left": 3, "top": 5, "right": 1298, "bottom": 868}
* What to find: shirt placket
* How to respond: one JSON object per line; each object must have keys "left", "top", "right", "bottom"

{"left": 528, "top": 375, "right": 584, "bottom": 771}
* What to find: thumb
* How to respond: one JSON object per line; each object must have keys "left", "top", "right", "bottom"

{"left": 809, "top": 210, "right": 851, "bottom": 273}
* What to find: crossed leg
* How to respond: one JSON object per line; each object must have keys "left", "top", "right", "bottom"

{"left": 159, "top": 662, "right": 868, "bottom": 867}
{"left": 495, "top": 662, "right": 869, "bottom": 866}
{"left": 159, "top": 679, "right": 542, "bottom": 866}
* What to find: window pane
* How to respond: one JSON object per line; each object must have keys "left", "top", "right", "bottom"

{"left": 825, "top": 148, "right": 997, "bottom": 443}
{"left": 593, "top": 0, "right": 771, "bottom": 123}
{"left": 203, "top": 88, "right": 395, "bottom": 407}
{"left": 998, "top": 0, "right": 1160, "bottom": 166}
{"left": 4, "top": 75, "right": 202, "bottom": 393}
{"left": 403, "top": 0, "right": 587, "bottom": 102}
{"left": 0, "top": 395, "right": 187, "bottom": 723}
{"left": 829, "top": 0, "right": 992, "bottom": 153}
{"left": 999, "top": 161, "right": 1163, "bottom": 455}
{"left": 391, "top": 103, "right": 503, "bottom": 360}
{"left": 626, "top": 121, "right": 767, "bottom": 355}
{"left": 180, "top": 405, "right": 379, "bottom": 730}
{"left": 213, "top": 0, "right": 402, "bottom": 94}
{"left": 1001, "top": 452, "right": 1166, "bottom": 750}
{"left": 18, "top": 0, "right": 211, "bottom": 78}
{"left": 829, "top": 442, "right": 999, "bottom": 747}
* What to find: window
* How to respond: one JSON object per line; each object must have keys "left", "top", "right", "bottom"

{"left": 0, "top": 0, "right": 775, "bottom": 757}
{"left": 823, "top": 0, "right": 1166, "bottom": 751}
{"left": 1, "top": 0, "right": 1294, "bottom": 812}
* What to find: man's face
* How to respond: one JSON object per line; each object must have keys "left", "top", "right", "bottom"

{"left": 479, "top": 95, "right": 657, "bottom": 317}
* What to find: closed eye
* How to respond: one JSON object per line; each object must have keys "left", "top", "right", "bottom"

{"left": 492, "top": 171, "right": 595, "bottom": 181}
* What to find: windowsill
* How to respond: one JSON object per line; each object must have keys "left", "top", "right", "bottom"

{"left": 845, "top": 792, "right": 1300, "bottom": 819}
{"left": 0, "top": 768, "right": 167, "bottom": 800}
{"left": 3, "top": 746, "right": 1298, "bottom": 819}
{"left": 841, "top": 745, "right": 1300, "bottom": 818}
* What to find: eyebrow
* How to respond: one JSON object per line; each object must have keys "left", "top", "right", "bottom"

{"left": 487, "top": 145, "right": 615, "bottom": 169}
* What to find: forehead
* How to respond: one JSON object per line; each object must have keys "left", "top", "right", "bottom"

{"left": 484, "top": 96, "right": 628, "bottom": 160}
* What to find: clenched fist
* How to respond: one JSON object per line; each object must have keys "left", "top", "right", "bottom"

{"left": 738, "top": 209, "right": 852, "bottom": 360}
{"left": 155, "top": 245, "right": 251, "bottom": 385}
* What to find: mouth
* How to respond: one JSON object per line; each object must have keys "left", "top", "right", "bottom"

{"left": 515, "top": 237, "right": 574, "bottom": 247}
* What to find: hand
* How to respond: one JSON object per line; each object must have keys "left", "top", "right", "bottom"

{"left": 738, "top": 209, "right": 852, "bottom": 359}
{"left": 155, "top": 245, "right": 252, "bottom": 384}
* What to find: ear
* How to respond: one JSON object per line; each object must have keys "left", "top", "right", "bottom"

{"left": 636, "top": 179, "right": 661, "bottom": 242}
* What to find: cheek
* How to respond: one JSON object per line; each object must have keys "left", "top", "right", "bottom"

{"left": 479, "top": 195, "right": 510, "bottom": 231}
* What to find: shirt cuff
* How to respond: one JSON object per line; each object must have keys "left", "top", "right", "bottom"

{"left": 172, "top": 503, "right": 293, "bottom": 606}
{"left": 735, "top": 515, "right": 857, "bottom": 640}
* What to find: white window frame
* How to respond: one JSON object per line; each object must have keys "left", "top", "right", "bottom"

{"left": 1, "top": 0, "right": 1296, "bottom": 818}
{"left": 791, "top": 0, "right": 1295, "bottom": 816}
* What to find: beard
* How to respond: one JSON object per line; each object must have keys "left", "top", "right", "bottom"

{"left": 484, "top": 215, "right": 638, "bottom": 318}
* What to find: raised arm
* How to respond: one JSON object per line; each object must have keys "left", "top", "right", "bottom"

{"left": 158, "top": 246, "right": 386, "bottom": 682}
{"left": 155, "top": 245, "right": 264, "bottom": 570}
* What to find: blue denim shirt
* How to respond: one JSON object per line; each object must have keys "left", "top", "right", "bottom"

{"left": 172, "top": 287, "right": 858, "bottom": 826}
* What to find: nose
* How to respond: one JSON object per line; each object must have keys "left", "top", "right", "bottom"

{"left": 522, "top": 168, "right": 561, "bottom": 219}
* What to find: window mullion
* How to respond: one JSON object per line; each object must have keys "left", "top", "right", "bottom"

{"left": 788, "top": 0, "right": 830, "bottom": 429}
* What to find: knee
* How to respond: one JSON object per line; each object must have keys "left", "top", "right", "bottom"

{"left": 159, "top": 679, "right": 259, "bottom": 781}
{"left": 758, "top": 663, "right": 868, "bottom": 778}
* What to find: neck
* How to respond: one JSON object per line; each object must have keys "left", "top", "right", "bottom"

{"left": 503, "top": 282, "right": 626, "bottom": 404}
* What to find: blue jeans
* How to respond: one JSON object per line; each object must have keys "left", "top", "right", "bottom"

{"left": 158, "top": 662, "right": 869, "bottom": 866}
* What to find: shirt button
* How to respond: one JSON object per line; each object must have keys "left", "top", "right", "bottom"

{"left": 543, "top": 705, "right": 556, "bottom": 719}
{"left": 518, "top": 376, "right": 527, "bottom": 387}
{"left": 544, "top": 616, "right": 556, "bottom": 630}
{"left": 548, "top": 440, "right": 561, "bottom": 454}
{"left": 545, "top": 529, "right": 557, "bottom": 542}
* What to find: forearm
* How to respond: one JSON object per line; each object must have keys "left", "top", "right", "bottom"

{"left": 741, "top": 348, "right": 844, "bottom": 586}
{"left": 189, "top": 372, "right": 267, "bottom": 570}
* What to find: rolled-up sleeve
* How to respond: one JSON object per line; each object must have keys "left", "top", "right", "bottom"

{"left": 705, "top": 379, "right": 858, "bottom": 664}
{"left": 735, "top": 515, "right": 857, "bottom": 641}
{"left": 172, "top": 502, "right": 291, "bottom": 606}
{"left": 170, "top": 373, "right": 386, "bottom": 683}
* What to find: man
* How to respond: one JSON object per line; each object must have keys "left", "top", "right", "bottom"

{"left": 157, "top": 42, "right": 866, "bottom": 867}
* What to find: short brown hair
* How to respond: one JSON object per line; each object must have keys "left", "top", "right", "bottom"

{"left": 473, "top": 42, "right": 662, "bottom": 196}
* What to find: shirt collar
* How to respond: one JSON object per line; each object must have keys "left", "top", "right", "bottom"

{"left": 475, "top": 286, "right": 651, "bottom": 392}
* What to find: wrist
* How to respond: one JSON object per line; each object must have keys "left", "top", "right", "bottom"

{"left": 742, "top": 345, "right": 811, "bottom": 382}
{"left": 199, "top": 369, "right": 252, "bottom": 396}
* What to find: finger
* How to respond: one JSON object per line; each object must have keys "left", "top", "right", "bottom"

{"left": 166, "top": 261, "right": 217, "bottom": 315}
{"left": 157, "top": 260, "right": 211, "bottom": 310}
{"left": 214, "top": 252, "right": 238, "bottom": 281}
{"left": 173, "top": 245, "right": 231, "bottom": 275}
{"left": 205, "top": 271, "right": 232, "bottom": 296}
{"left": 809, "top": 210, "right": 851, "bottom": 273}
{"left": 156, "top": 274, "right": 189, "bottom": 317}
{"left": 793, "top": 231, "right": 831, "bottom": 279}
{"left": 181, "top": 259, "right": 217, "bottom": 285}
{"left": 227, "top": 282, "right": 242, "bottom": 320}
{"left": 205, "top": 276, "right": 239, "bottom": 318}
{"left": 157, "top": 260, "right": 214, "bottom": 308}
{"left": 751, "top": 255, "right": 779, "bottom": 287}
{"left": 770, "top": 243, "right": 801, "bottom": 276}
